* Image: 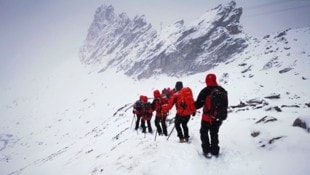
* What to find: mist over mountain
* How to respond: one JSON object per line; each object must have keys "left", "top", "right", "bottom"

{"left": 80, "top": 1, "right": 247, "bottom": 79}
{"left": 1, "top": 1, "right": 310, "bottom": 175}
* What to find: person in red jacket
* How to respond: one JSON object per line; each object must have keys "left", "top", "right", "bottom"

{"left": 162, "top": 81, "right": 196, "bottom": 142}
{"left": 195, "top": 73, "right": 228, "bottom": 157}
{"left": 152, "top": 90, "right": 168, "bottom": 136}
{"left": 140, "top": 95, "right": 153, "bottom": 133}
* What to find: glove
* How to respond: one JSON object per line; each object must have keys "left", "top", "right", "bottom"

{"left": 192, "top": 112, "right": 196, "bottom": 117}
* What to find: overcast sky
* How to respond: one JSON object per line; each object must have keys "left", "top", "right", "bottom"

{"left": 105, "top": 0, "right": 310, "bottom": 36}
{"left": 0, "top": 0, "right": 309, "bottom": 86}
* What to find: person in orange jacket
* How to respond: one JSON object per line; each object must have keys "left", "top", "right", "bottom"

{"left": 162, "top": 81, "right": 196, "bottom": 142}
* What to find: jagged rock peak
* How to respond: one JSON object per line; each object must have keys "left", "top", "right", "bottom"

{"left": 214, "top": 0, "right": 236, "bottom": 11}
{"left": 129, "top": 0, "right": 246, "bottom": 78}
{"left": 80, "top": 1, "right": 247, "bottom": 79}
{"left": 95, "top": 5, "right": 116, "bottom": 21}
{"left": 195, "top": 0, "right": 242, "bottom": 34}
{"left": 80, "top": 4, "right": 156, "bottom": 67}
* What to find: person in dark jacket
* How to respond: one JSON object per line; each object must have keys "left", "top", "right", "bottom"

{"left": 195, "top": 73, "right": 228, "bottom": 157}
{"left": 133, "top": 95, "right": 145, "bottom": 130}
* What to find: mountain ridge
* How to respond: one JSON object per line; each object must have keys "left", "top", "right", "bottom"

{"left": 80, "top": 1, "right": 248, "bottom": 79}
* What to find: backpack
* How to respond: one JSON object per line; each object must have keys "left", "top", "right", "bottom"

{"left": 153, "top": 97, "right": 169, "bottom": 117}
{"left": 162, "top": 88, "right": 173, "bottom": 99}
{"left": 133, "top": 100, "right": 143, "bottom": 114}
{"left": 143, "top": 102, "right": 153, "bottom": 119}
{"left": 204, "top": 87, "right": 228, "bottom": 121}
{"left": 144, "top": 102, "right": 153, "bottom": 112}
{"left": 176, "top": 87, "right": 196, "bottom": 116}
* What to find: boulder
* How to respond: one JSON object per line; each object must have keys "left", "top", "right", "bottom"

{"left": 292, "top": 116, "right": 310, "bottom": 133}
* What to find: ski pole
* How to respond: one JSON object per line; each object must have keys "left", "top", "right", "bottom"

{"left": 167, "top": 125, "right": 175, "bottom": 141}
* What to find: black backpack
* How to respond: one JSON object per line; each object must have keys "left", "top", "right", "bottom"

{"left": 203, "top": 87, "right": 228, "bottom": 121}
{"left": 144, "top": 102, "right": 152, "bottom": 111}
{"left": 143, "top": 102, "right": 153, "bottom": 118}
{"left": 134, "top": 100, "right": 143, "bottom": 113}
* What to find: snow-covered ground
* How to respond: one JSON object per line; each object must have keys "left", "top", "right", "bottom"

{"left": 1, "top": 27, "right": 310, "bottom": 175}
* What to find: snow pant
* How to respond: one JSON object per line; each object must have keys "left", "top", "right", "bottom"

{"left": 200, "top": 120, "right": 222, "bottom": 155}
{"left": 154, "top": 116, "right": 167, "bottom": 136}
{"left": 135, "top": 114, "right": 142, "bottom": 130}
{"left": 175, "top": 115, "right": 191, "bottom": 140}
{"left": 141, "top": 119, "right": 152, "bottom": 133}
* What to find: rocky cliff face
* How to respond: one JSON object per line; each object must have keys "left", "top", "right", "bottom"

{"left": 80, "top": 1, "right": 248, "bottom": 79}
{"left": 79, "top": 5, "right": 157, "bottom": 73}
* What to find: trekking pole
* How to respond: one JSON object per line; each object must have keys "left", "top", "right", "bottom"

{"left": 167, "top": 125, "right": 175, "bottom": 141}
{"left": 131, "top": 114, "right": 136, "bottom": 129}
{"left": 154, "top": 129, "right": 158, "bottom": 141}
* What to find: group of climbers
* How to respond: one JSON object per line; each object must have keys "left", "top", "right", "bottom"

{"left": 132, "top": 73, "right": 228, "bottom": 157}
{"left": 133, "top": 87, "right": 174, "bottom": 135}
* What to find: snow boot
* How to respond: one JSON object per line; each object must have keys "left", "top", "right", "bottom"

{"left": 203, "top": 153, "right": 212, "bottom": 159}
{"left": 179, "top": 138, "right": 186, "bottom": 143}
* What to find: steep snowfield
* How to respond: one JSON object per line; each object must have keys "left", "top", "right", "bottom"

{"left": 1, "top": 28, "right": 310, "bottom": 175}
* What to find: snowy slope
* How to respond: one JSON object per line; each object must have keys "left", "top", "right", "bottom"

{"left": 1, "top": 26, "right": 310, "bottom": 175}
